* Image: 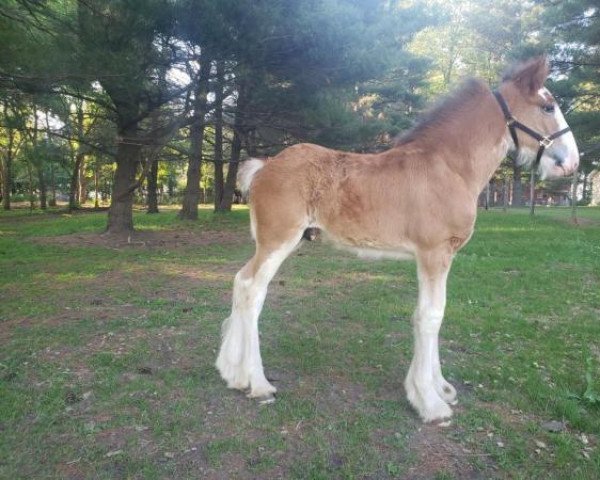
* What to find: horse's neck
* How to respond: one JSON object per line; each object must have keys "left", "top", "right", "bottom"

{"left": 439, "top": 92, "right": 510, "bottom": 196}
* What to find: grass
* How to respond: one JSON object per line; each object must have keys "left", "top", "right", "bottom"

{"left": 1, "top": 205, "right": 599, "bottom": 479}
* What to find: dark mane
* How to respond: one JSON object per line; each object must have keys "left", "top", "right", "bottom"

{"left": 393, "top": 78, "right": 490, "bottom": 146}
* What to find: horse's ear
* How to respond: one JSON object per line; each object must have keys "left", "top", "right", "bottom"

{"left": 503, "top": 56, "right": 549, "bottom": 95}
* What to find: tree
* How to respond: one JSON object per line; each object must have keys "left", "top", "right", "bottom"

{"left": 178, "top": 0, "right": 432, "bottom": 210}
{"left": 543, "top": 0, "right": 600, "bottom": 204}
{"left": 407, "top": 0, "right": 590, "bottom": 207}
{"left": 2, "top": 0, "right": 434, "bottom": 220}
{"left": 0, "top": 96, "right": 27, "bottom": 210}
{"left": 178, "top": 55, "right": 212, "bottom": 219}
{"left": 75, "top": 1, "right": 191, "bottom": 232}
{"left": 213, "top": 60, "right": 226, "bottom": 211}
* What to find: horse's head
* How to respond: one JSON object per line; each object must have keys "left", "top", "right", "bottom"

{"left": 498, "top": 57, "right": 579, "bottom": 179}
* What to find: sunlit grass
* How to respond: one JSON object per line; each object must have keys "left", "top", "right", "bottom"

{"left": 0, "top": 205, "right": 599, "bottom": 479}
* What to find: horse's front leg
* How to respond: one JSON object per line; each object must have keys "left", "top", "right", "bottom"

{"left": 404, "top": 249, "right": 455, "bottom": 422}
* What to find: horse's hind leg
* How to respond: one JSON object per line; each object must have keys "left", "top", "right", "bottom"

{"left": 216, "top": 231, "right": 302, "bottom": 400}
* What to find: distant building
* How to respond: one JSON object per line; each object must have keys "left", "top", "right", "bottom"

{"left": 478, "top": 176, "right": 572, "bottom": 208}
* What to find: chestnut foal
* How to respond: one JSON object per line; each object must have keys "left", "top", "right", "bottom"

{"left": 216, "top": 57, "right": 579, "bottom": 422}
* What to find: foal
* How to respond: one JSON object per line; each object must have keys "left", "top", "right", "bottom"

{"left": 216, "top": 57, "right": 579, "bottom": 422}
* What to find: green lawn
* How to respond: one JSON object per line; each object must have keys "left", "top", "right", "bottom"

{"left": 1, "top": 206, "right": 599, "bottom": 479}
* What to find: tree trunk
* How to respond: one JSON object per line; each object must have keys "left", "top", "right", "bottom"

{"left": 0, "top": 163, "right": 3, "bottom": 205}
{"left": 218, "top": 125, "right": 243, "bottom": 212}
{"left": 502, "top": 175, "right": 508, "bottom": 213}
{"left": 2, "top": 128, "right": 13, "bottom": 211}
{"left": 512, "top": 163, "right": 523, "bottom": 206}
{"left": 69, "top": 102, "right": 87, "bottom": 211}
{"left": 218, "top": 81, "right": 248, "bottom": 212}
{"left": 213, "top": 60, "right": 225, "bottom": 212}
{"left": 147, "top": 158, "right": 159, "bottom": 214}
{"left": 529, "top": 169, "right": 536, "bottom": 216}
{"left": 45, "top": 110, "right": 57, "bottom": 207}
{"left": 179, "top": 58, "right": 211, "bottom": 220}
{"left": 484, "top": 182, "right": 490, "bottom": 210}
{"left": 94, "top": 161, "right": 100, "bottom": 209}
{"left": 49, "top": 162, "right": 57, "bottom": 207}
{"left": 69, "top": 153, "right": 84, "bottom": 211}
{"left": 31, "top": 109, "right": 47, "bottom": 210}
{"left": 106, "top": 139, "right": 141, "bottom": 234}
{"left": 78, "top": 159, "right": 87, "bottom": 205}
{"left": 570, "top": 169, "right": 579, "bottom": 224}
{"left": 37, "top": 166, "right": 47, "bottom": 209}
{"left": 27, "top": 161, "right": 35, "bottom": 210}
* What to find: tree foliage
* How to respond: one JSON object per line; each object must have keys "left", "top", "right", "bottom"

{"left": 1, "top": 0, "right": 599, "bottom": 224}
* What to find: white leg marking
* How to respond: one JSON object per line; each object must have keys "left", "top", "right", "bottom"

{"left": 215, "top": 272, "right": 253, "bottom": 390}
{"left": 405, "top": 254, "right": 455, "bottom": 422}
{"left": 216, "top": 238, "right": 300, "bottom": 399}
{"left": 432, "top": 333, "right": 457, "bottom": 405}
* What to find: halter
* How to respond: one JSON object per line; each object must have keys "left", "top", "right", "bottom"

{"left": 493, "top": 90, "right": 571, "bottom": 167}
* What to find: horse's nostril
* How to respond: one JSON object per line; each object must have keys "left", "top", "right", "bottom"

{"left": 550, "top": 152, "right": 565, "bottom": 167}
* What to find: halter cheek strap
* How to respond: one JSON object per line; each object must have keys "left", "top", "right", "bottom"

{"left": 493, "top": 91, "right": 571, "bottom": 167}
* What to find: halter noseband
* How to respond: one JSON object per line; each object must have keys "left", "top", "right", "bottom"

{"left": 493, "top": 90, "right": 571, "bottom": 167}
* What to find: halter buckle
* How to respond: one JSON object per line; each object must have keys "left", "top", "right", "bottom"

{"left": 506, "top": 118, "right": 515, "bottom": 126}
{"left": 540, "top": 137, "right": 554, "bottom": 148}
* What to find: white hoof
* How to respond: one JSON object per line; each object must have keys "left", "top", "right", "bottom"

{"left": 419, "top": 399, "right": 453, "bottom": 423}
{"left": 255, "top": 393, "right": 276, "bottom": 405}
{"left": 247, "top": 380, "right": 277, "bottom": 399}
{"left": 405, "top": 376, "right": 453, "bottom": 423}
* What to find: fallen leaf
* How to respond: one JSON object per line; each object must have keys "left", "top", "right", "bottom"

{"left": 582, "top": 450, "right": 590, "bottom": 460}
{"left": 105, "top": 450, "right": 123, "bottom": 458}
{"left": 541, "top": 420, "right": 566, "bottom": 433}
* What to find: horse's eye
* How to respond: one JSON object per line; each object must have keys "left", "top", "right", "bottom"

{"left": 542, "top": 104, "right": 555, "bottom": 114}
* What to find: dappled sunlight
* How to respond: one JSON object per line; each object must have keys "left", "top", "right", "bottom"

{"left": 33, "top": 227, "right": 249, "bottom": 250}
{"left": 52, "top": 271, "right": 99, "bottom": 282}
{"left": 2, "top": 208, "right": 600, "bottom": 479}
{"left": 284, "top": 268, "right": 400, "bottom": 288}
{"left": 477, "top": 226, "right": 538, "bottom": 233}
{"left": 158, "top": 263, "right": 234, "bottom": 282}
{"left": 342, "top": 270, "right": 397, "bottom": 282}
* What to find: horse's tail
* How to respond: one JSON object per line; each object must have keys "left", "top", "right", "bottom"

{"left": 237, "top": 158, "right": 266, "bottom": 197}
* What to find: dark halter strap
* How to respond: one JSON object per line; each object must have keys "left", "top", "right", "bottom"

{"left": 493, "top": 90, "right": 571, "bottom": 167}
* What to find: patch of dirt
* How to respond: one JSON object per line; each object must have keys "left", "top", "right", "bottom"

{"left": 563, "top": 216, "right": 600, "bottom": 227}
{"left": 0, "top": 302, "right": 151, "bottom": 346}
{"left": 94, "top": 426, "right": 142, "bottom": 451}
{"left": 406, "top": 423, "right": 489, "bottom": 479}
{"left": 0, "top": 257, "right": 234, "bottom": 343}
{"left": 172, "top": 450, "right": 256, "bottom": 480}
{"left": 56, "top": 462, "right": 86, "bottom": 480}
{"left": 35, "top": 229, "right": 249, "bottom": 250}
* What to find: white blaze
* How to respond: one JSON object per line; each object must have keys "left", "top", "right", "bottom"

{"left": 537, "top": 88, "right": 580, "bottom": 178}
